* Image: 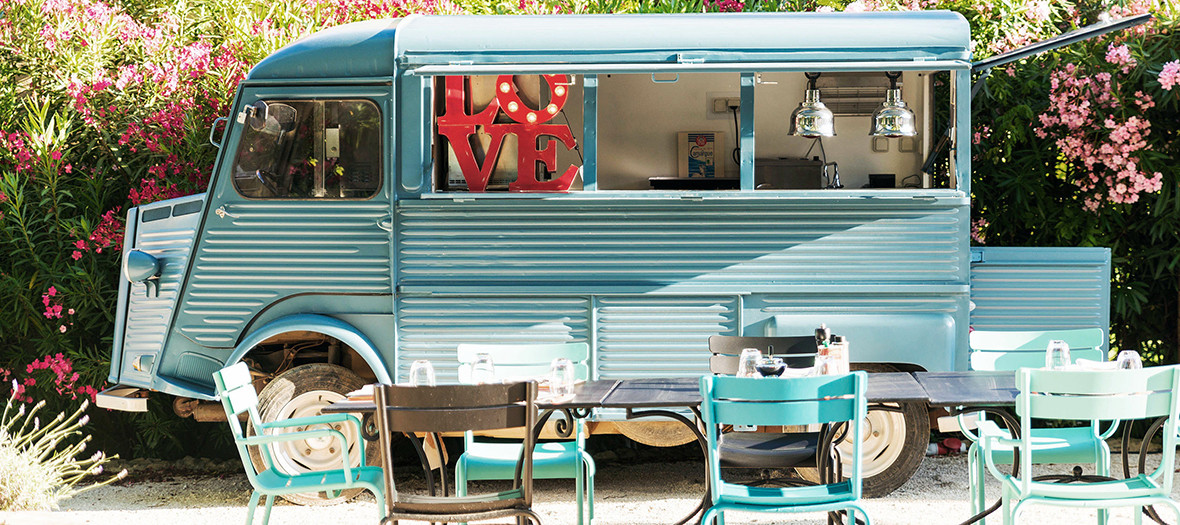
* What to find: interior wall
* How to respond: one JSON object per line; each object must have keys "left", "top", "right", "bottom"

{"left": 597, "top": 71, "right": 931, "bottom": 190}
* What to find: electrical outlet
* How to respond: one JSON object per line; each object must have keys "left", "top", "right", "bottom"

{"left": 711, "top": 97, "right": 742, "bottom": 113}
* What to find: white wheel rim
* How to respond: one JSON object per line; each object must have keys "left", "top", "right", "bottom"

{"left": 267, "top": 390, "right": 361, "bottom": 476}
{"left": 836, "top": 403, "right": 907, "bottom": 479}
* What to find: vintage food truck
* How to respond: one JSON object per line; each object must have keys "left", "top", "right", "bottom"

{"left": 98, "top": 11, "right": 1138, "bottom": 498}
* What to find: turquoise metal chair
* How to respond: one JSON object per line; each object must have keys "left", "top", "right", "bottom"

{"left": 699, "top": 372, "right": 871, "bottom": 525}
{"left": 212, "top": 362, "right": 385, "bottom": 525}
{"left": 975, "top": 367, "right": 1180, "bottom": 524}
{"left": 963, "top": 328, "right": 1112, "bottom": 524}
{"left": 455, "top": 342, "right": 595, "bottom": 525}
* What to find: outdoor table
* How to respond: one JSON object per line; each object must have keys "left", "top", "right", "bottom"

{"left": 325, "top": 372, "right": 926, "bottom": 525}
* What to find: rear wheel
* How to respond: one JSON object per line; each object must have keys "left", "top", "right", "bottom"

{"left": 797, "top": 364, "right": 927, "bottom": 497}
{"left": 248, "top": 363, "right": 377, "bottom": 505}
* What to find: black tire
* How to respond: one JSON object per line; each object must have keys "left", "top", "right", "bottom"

{"left": 247, "top": 363, "right": 378, "bottom": 506}
{"left": 850, "top": 363, "right": 927, "bottom": 498}
{"left": 856, "top": 399, "right": 927, "bottom": 497}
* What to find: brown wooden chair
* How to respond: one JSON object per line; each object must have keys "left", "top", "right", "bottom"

{"left": 374, "top": 382, "right": 542, "bottom": 525}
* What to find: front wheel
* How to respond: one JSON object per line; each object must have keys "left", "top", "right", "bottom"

{"left": 248, "top": 363, "right": 377, "bottom": 506}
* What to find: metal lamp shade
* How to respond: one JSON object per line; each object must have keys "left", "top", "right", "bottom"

{"left": 789, "top": 89, "right": 835, "bottom": 137}
{"left": 870, "top": 88, "right": 916, "bottom": 137}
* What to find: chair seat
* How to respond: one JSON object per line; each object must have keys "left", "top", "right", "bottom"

{"left": 394, "top": 487, "right": 527, "bottom": 513}
{"left": 980, "top": 426, "right": 1103, "bottom": 465}
{"left": 460, "top": 441, "right": 593, "bottom": 480}
{"left": 718, "top": 431, "right": 820, "bottom": 469}
{"left": 716, "top": 479, "right": 855, "bottom": 506}
{"left": 1001, "top": 474, "right": 1164, "bottom": 501}
{"left": 254, "top": 465, "right": 385, "bottom": 494}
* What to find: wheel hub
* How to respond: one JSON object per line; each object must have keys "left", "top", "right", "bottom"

{"left": 268, "top": 390, "right": 358, "bottom": 474}
{"left": 836, "top": 404, "right": 907, "bottom": 479}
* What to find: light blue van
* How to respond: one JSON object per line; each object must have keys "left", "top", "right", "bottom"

{"left": 98, "top": 11, "right": 1139, "bottom": 498}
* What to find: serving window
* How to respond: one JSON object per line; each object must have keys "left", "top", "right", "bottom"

{"left": 428, "top": 69, "right": 958, "bottom": 193}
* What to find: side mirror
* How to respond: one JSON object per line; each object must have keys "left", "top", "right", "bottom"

{"left": 124, "top": 250, "right": 162, "bottom": 297}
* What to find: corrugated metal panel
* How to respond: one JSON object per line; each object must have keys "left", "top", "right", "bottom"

{"left": 176, "top": 201, "right": 392, "bottom": 346}
{"left": 120, "top": 197, "right": 203, "bottom": 386}
{"left": 970, "top": 246, "right": 1110, "bottom": 334}
{"left": 395, "top": 296, "right": 590, "bottom": 383}
{"left": 755, "top": 294, "right": 965, "bottom": 372}
{"left": 597, "top": 296, "right": 739, "bottom": 379}
{"left": 397, "top": 200, "right": 968, "bottom": 289}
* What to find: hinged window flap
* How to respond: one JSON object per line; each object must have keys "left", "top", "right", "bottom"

{"left": 971, "top": 13, "right": 1152, "bottom": 74}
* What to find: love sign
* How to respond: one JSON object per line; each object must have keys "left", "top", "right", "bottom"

{"left": 438, "top": 75, "right": 580, "bottom": 192}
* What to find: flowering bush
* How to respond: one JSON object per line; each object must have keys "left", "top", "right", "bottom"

{"left": 0, "top": 387, "right": 126, "bottom": 510}
{"left": 1, "top": 0, "right": 1178, "bottom": 458}
{"left": 971, "top": 2, "right": 1180, "bottom": 362}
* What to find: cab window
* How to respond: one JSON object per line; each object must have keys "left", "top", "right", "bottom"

{"left": 233, "top": 99, "right": 381, "bottom": 199}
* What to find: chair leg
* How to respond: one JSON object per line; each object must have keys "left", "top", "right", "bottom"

{"left": 1097, "top": 452, "right": 1110, "bottom": 525}
{"left": 245, "top": 491, "right": 261, "bottom": 525}
{"left": 967, "top": 445, "right": 985, "bottom": 525}
{"left": 584, "top": 456, "right": 595, "bottom": 524}
{"left": 261, "top": 494, "right": 275, "bottom": 525}
{"left": 576, "top": 456, "right": 585, "bottom": 525}
{"left": 1000, "top": 486, "right": 1014, "bottom": 525}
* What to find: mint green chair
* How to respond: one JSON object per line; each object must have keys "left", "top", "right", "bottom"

{"left": 964, "top": 328, "right": 1114, "bottom": 523}
{"left": 213, "top": 362, "right": 385, "bottom": 525}
{"left": 699, "top": 372, "right": 871, "bottom": 525}
{"left": 455, "top": 342, "right": 594, "bottom": 525}
{"left": 976, "top": 367, "right": 1180, "bottom": 525}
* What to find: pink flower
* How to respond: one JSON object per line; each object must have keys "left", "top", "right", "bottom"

{"left": 67, "top": 308, "right": 75, "bottom": 315}
{"left": 59, "top": 325, "right": 67, "bottom": 333}
{"left": 1160, "top": 60, "right": 1180, "bottom": 91}
{"left": 71, "top": 250, "right": 82, "bottom": 260}
{"left": 1025, "top": 0, "right": 1051, "bottom": 22}
{"left": 47, "top": 286, "right": 56, "bottom": 297}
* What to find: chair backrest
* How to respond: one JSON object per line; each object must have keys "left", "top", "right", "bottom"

{"left": 1013, "top": 366, "right": 1180, "bottom": 493}
{"left": 700, "top": 372, "right": 867, "bottom": 498}
{"left": 374, "top": 382, "right": 539, "bottom": 516}
{"left": 968, "top": 328, "right": 1105, "bottom": 371}
{"left": 457, "top": 342, "right": 590, "bottom": 381}
{"left": 708, "top": 335, "right": 815, "bottom": 373}
{"left": 212, "top": 362, "right": 267, "bottom": 484}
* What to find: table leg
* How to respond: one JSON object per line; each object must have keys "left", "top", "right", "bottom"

{"left": 624, "top": 407, "right": 709, "bottom": 525}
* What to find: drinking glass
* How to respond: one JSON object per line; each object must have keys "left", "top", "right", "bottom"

{"left": 409, "top": 359, "right": 436, "bottom": 386}
{"left": 550, "top": 357, "right": 575, "bottom": 396}
{"left": 1045, "top": 340, "right": 1071, "bottom": 370}
{"left": 756, "top": 356, "right": 786, "bottom": 377}
{"left": 1116, "top": 350, "right": 1143, "bottom": 370}
{"left": 737, "top": 348, "right": 761, "bottom": 378}
{"left": 813, "top": 354, "right": 837, "bottom": 376}
{"left": 471, "top": 353, "right": 496, "bottom": 384}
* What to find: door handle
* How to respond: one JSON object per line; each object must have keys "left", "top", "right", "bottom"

{"left": 214, "top": 205, "right": 240, "bottom": 219}
{"left": 376, "top": 216, "right": 393, "bottom": 232}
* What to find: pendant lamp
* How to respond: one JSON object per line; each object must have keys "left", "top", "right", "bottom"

{"left": 870, "top": 72, "right": 916, "bottom": 137}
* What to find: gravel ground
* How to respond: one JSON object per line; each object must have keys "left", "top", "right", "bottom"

{"left": 2, "top": 450, "right": 1179, "bottom": 525}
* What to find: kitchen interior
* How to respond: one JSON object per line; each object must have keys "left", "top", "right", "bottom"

{"left": 436, "top": 71, "right": 951, "bottom": 192}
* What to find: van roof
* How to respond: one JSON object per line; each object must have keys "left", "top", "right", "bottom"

{"left": 248, "top": 12, "right": 971, "bottom": 80}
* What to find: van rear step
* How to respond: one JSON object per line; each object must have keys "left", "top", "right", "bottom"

{"left": 96, "top": 385, "right": 149, "bottom": 412}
